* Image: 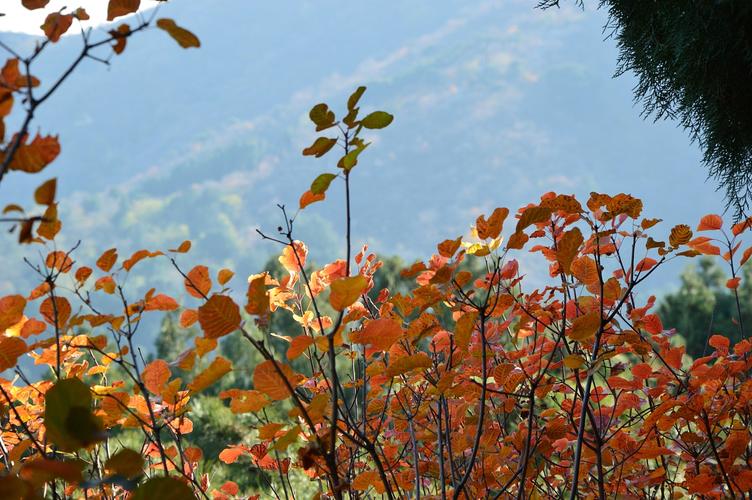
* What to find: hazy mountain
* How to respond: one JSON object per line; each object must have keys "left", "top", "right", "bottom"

{"left": 0, "top": 0, "right": 725, "bottom": 318}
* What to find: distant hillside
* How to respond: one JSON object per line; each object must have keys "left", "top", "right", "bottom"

{"left": 0, "top": 0, "right": 725, "bottom": 345}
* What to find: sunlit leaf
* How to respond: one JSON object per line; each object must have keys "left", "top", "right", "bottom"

{"left": 361, "top": 111, "right": 393, "bottom": 129}
{"left": 329, "top": 275, "right": 368, "bottom": 311}
{"left": 198, "top": 295, "right": 240, "bottom": 339}
{"left": 188, "top": 356, "right": 232, "bottom": 393}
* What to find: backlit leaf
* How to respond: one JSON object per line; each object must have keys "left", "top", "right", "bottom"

{"left": 697, "top": 214, "right": 723, "bottom": 231}
{"left": 254, "top": 360, "right": 296, "bottom": 401}
{"left": 556, "top": 227, "right": 583, "bottom": 275}
{"left": 198, "top": 295, "right": 240, "bottom": 339}
{"left": 96, "top": 248, "right": 118, "bottom": 273}
{"left": 302, "top": 137, "right": 337, "bottom": 157}
{"left": 142, "top": 359, "right": 170, "bottom": 395}
{"left": 311, "top": 173, "right": 337, "bottom": 195}
{"left": 188, "top": 355, "right": 232, "bottom": 393}
{"left": 350, "top": 318, "right": 403, "bottom": 351}
{"left": 299, "top": 190, "right": 325, "bottom": 209}
{"left": 185, "top": 265, "right": 211, "bottom": 298}
{"left": 386, "top": 353, "right": 431, "bottom": 378}
{"left": 361, "top": 111, "right": 393, "bottom": 129}
{"left": 569, "top": 311, "right": 601, "bottom": 341}
{"left": 329, "top": 275, "right": 368, "bottom": 311}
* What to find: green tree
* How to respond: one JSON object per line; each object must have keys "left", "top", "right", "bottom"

{"left": 658, "top": 257, "right": 751, "bottom": 358}
{"left": 540, "top": 1, "right": 752, "bottom": 216}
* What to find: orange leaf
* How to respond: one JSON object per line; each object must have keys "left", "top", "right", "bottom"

{"left": 185, "top": 265, "right": 211, "bottom": 298}
{"left": 107, "top": 0, "right": 140, "bottom": 21}
{"left": 727, "top": 277, "right": 741, "bottom": 289}
{"left": 299, "top": 190, "right": 325, "bottom": 209}
{"left": 96, "top": 248, "right": 118, "bottom": 273}
{"left": 697, "top": 214, "right": 723, "bottom": 231}
{"left": 253, "top": 360, "right": 296, "bottom": 401}
{"left": 287, "top": 335, "right": 314, "bottom": 360}
{"left": 476, "top": 207, "right": 509, "bottom": 240}
{"left": 709, "top": 334, "right": 730, "bottom": 355}
{"left": 642, "top": 314, "right": 663, "bottom": 335}
{"left": 45, "top": 251, "right": 72, "bottom": 273}
{"left": 22, "top": 0, "right": 50, "bottom": 9}
{"left": 279, "top": 241, "right": 307, "bottom": 273}
{"left": 198, "top": 295, "right": 240, "bottom": 339}
{"left": 218, "top": 446, "right": 247, "bottom": 464}
{"left": 41, "top": 13, "right": 73, "bottom": 43}
{"left": 122, "top": 249, "right": 162, "bottom": 271}
{"left": 4, "top": 134, "right": 60, "bottom": 173}
{"left": 144, "top": 294, "right": 179, "bottom": 312}
{"left": 170, "top": 240, "right": 191, "bottom": 253}
{"left": 437, "top": 237, "right": 462, "bottom": 258}
{"left": 142, "top": 359, "right": 170, "bottom": 396}
{"left": 350, "top": 318, "right": 404, "bottom": 352}
{"left": 571, "top": 256, "right": 599, "bottom": 286}
{"left": 0, "top": 335, "right": 26, "bottom": 370}
{"left": 39, "top": 296, "right": 70, "bottom": 329}
{"left": 0, "top": 295, "right": 26, "bottom": 332}
{"left": 556, "top": 228, "right": 583, "bottom": 275}
{"left": 188, "top": 356, "right": 232, "bottom": 393}
{"left": 385, "top": 353, "right": 431, "bottom": 378}
{"left": 217, "top": 268, "right": 234, "bottom": 286}
{"left": 179, "top": 309, "right": 198, "bottom": 328}
{"left": 329, "top": 275, "right": 368, "bottom": 311}
{"left": 632, "top": 363, "right": 652, "bottom": 379}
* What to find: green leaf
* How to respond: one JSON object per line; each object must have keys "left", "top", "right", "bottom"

{"left": 347, "top": 86, "right": 366, "bottom": 111}
{"left": 302, "top": 137, "right": 337, "bottom": 158}
{"left": 361, "top": 111, "right": 393, "bottom": 129}
{"left": 132, "top": 477, "right": 195, "bottom": 500}
{"left": 311, "top": 173, "right": 337, "bottom": 195}
{"left": 44, "top": 378, "right": 104, "bottom": 452}
{"left": 308, "top": 103, "right": 336, "bottom": 131}
{"left": 338, "top": 143, "right": 370, "bottom": 172}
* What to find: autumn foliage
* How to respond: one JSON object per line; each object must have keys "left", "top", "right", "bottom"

{"left": 2, "top": 3, "right": 752, "bottom": 500}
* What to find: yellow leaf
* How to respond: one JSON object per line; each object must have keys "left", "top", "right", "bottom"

{"left": 563, "top": 354, "right": 586, "bottom": 369}
{"left": 188, "top": 356, "right": 232, "bottom": 393}
{"left": 34, "top": 178, "right": 56, "bottom": 205}
{"left": 329, "top": 275, "right": 368, "bottom": 311}
{"left": 569, "top": 311, "right": 601, "bottom": 341}
{"left": 253, "top": 360, "right": 296, "bottom": 401}
{"left": 386, "top": 353, "right": 431, "bottom": 378}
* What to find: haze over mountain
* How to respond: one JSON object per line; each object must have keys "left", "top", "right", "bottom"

{"left": 0, "top": 0, "right": 724, "bottom": 307}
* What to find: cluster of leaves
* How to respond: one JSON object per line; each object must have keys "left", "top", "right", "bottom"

{"left": 1, "top": 87, "right": 752, "bottom": 500}
{"left": 0, "top": 0, "right": 198, "bottom": 243}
